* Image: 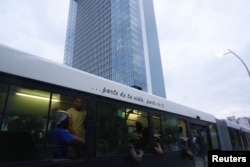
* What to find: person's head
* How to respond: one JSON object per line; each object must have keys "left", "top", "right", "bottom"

{"left": 73, "top": 98, "right": 83, "bottom": 111}
{"left": 55, "top": 110, "right": 69, "bottom": 129}
{"left": 154, "top": 136, "right": 160, "bottom": 143}
{"left": 135, "top": 121, "right": 143, "bottom": 133}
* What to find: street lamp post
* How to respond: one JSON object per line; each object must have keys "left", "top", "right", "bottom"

{"left": 223, "top": 49, "right": 250, "bottom": 78}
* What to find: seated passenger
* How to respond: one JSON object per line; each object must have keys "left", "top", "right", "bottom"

{"left": 48, "top": 110, "right": 85, "bottom": 159}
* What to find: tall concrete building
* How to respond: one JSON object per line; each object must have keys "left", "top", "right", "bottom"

{"left": 64, "top": 0, "right": 166, "bottom": 98}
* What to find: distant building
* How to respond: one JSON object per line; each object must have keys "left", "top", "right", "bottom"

{"left": 227, "top": 116, "right": 237, "bottom": 123}
{"left": 64, "top": 0, "right": 77, "bottom": 67}
{"left": 237, "top": 117, "right": 250, "bottom": 129}
{"left": 64, "top": 0, "right": 166, "bottom": 98}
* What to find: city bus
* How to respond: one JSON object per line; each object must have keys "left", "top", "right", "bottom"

{"left": 0, "top": 44, "right": 249, "bottom": 167}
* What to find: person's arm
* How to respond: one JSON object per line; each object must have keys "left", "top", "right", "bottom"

{"left": 154, "top": 142, "right": 163, "bottom": 154}
{"left": 129, "top": 144, "right": 144, "bottom": 162}
{"left": 59, "top": 128, "right": 83, "bottom": 146}
{"left": 70, "top": 135, "right": 85, "bottom": 145}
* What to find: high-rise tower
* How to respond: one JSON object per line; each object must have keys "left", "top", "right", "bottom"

{"left": 64, "top": 0, "right": 166, "bottom": 98}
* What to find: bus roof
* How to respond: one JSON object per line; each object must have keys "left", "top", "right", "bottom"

{"left": 0, "top": 44, "right": 216, "bottom": 123}
{"left": 225, "top": 120, "right": 241, "bottom": 130}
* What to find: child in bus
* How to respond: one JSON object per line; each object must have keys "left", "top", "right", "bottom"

{"left": 48, "top": 110, "right": 85, "bottom": 159}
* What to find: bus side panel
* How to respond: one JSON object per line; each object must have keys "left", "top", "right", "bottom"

{"left": 1, "top": 153, "right": 195, "bottom": 167}
{"left": 89, "top": 152, "right": 194, "bottom": 167}
{"left": 216, "top": 119, "right": 232, "bottom": 150}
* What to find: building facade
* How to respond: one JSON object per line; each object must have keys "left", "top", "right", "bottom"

{"left": 64, "top": 0, "right": 166, "bottom": 98}
{"left": 64, "top": 0, "right": 77, "bottom": 67}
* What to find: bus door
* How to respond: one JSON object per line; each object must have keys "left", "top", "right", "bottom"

{"left": 190, "top": 124, "right": 210, "bottom": 167}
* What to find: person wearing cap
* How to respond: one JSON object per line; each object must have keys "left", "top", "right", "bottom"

{"left": 48, "top": 110, "right": 85, "bottom": 159}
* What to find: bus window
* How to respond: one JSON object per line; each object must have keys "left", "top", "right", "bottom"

{"left": 178, "top": 120, "right": 194, "bottom": 160}
{"left": 1, "top": 85, "right": 50, "bottom": 161}
{"left": 152, "top": 114, "right": 163, "bottom": 154}
{"left": 96, "top": 102, "right": 149, "bottom": 157}
{"left": 5, "top": 85, "right": 50, "bottom": 133}
{"left": 178, "top": 119, "right": 190, "bottom": 148}
{"left": 240, "top": 132, "right": 250, "bottom": 151}
{"left": 229, "top": 128, "right": 242, "bottom": 151}
{"left": 208, "top": 124, "right": 219, "bottom": 150}
{"left": 152, "top": 114, "right": 162, "bottom": 140}
{"left": 96, "top": 102, "right": 128, "bottom": 157}
{"left": 46, "top": 94, "right": 87, "bottom": 159}
{"left": 127, "top": 109, "right": 149, "bottom": 153}
{"left": 161, "top": 115, "right": 179, "bottom": 152}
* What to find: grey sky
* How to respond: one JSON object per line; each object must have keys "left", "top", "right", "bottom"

{"left": 0, "top": 0, "right": 249, "bottom": 119}
{"left": 154, "top": 0, "right": 250, "bottom": 119}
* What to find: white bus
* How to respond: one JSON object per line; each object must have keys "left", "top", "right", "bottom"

{"left": 1, "top": 44, "right": 247, "bottom": 167}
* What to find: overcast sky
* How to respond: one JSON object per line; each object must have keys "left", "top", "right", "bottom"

{"left": 1, "top": 0, "right": 249, "bottom": 119}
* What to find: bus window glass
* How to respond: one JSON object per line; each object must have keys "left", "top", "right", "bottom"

{"left": 152, "top": 114, "right": 163, "bottom": 153}
{"left": 46, "top": 94, "right": 87, "bottom": 159}
{"left": 6, "top": 85, "right": 50, "bottom": 132}
{"left": 0, "top": 83, "right": 8, "bottom": 131}
{"left": 127, "top": 109, "right": 149, "bottom": 153}
{"left": 229, "top": 128, "right": 242, "bottom": 150}
{"left": 96, "top": 102, "right": 149, "bottom": 157}
{"left": 152, "top": 113, "right": 162, "bottom": 139}
{"left": 241, "top": 132, "right": 250, "bottom": 150}
{"left": 96, "top": 102, "right": 128, "bottom": 157}
{"left": 208, "top": 124, "right": 219, "bottom": 150}
{"left": 178, "top": 120, "right": 191, "bottom": 149}
{"left": 1, "top": 85, "right": 50, "bottom": 161}
{"left": 161, "top": 115, "right": 179, "bottom": 152}
{"left": 244, "top": 132, "right": 250, "bottom": 150}
{"left": 47, "top": 93, "right": 75, "bottom": 130}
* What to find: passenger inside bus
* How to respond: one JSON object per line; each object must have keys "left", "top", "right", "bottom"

{"left": 48, "top": 110, "right": 85, "bottom": 159}
{"left": 128, "top": 121, "right": 152, "bottom": 161}
{"left": 180, "top": 137, "right": 193, "bottom": 160}
{"left": 67, "top": 98, "right": 87, "bottom": 157}
{"left": 67, "top": 98, "right": 87, "bottom": 140}
{"left": 8, "top": 116, "right": 45, "bottom": 144}
{"left": 153, "top": 135, "right": 163, "bottom": 154}
{"left": 128, "top": 131, "right": 144, "bottom": 162}
{"left": 152, "top": 114, "right": 164, "bottom": 154}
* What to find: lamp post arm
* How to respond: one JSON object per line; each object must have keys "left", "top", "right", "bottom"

{"left": 225, "top": 49, "right": 250, "bottom": 78}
